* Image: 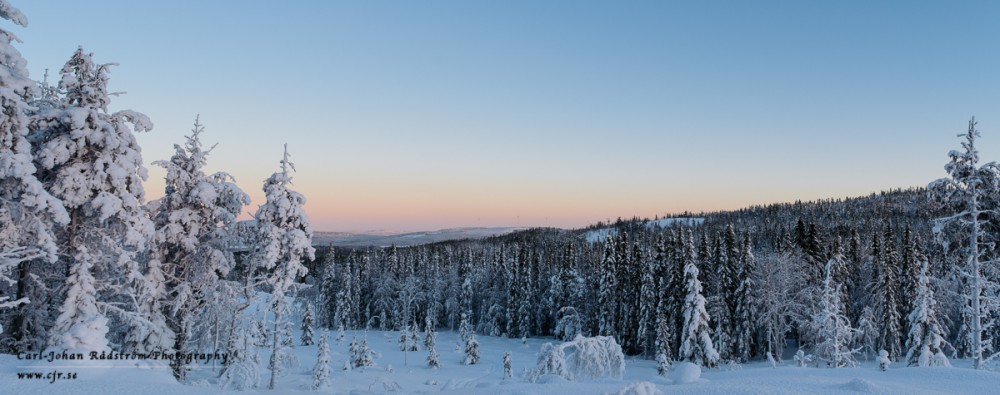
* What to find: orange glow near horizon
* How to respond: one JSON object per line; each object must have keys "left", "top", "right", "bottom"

{"left": 144, "top": 165, "right": 932, "bottom": 234}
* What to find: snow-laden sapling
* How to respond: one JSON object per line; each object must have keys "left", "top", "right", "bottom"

{"left": 554, "top": 306, "right": 582, "bottom": 341}
{"left": 878, "top": 350, "right": 891, "bottom": 371}
{"left": 904, "top": 259, "right": 951, "bottom": 367}
{"left": 503, "top": 351, "right": 512, "bottom": 379}
{"left": 425, "top": 322, "right": 440, "bottom": 369}
{"left": 336, "top": 325, "right": 346, "bottom": 345}
{"left": 464, "top": 334, "right": 481, "bottom": 365}
{"left": 811, "top": 253, "right": 860, "bottom": 368}
{"left": 351, "top": 334, "right": 377, "bottom": 368}
{"left": 302, "top": 305, "right": 316, "bottom": 346}
{"left": 311, "top": 332, "right": 332, "bottom": 390}
{"left": 656, "top": 352, "right": 670, "bottom": 376}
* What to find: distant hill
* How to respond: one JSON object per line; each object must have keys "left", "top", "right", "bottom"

{"left": 313, "top": 227, "right": 525, "bottom": 247}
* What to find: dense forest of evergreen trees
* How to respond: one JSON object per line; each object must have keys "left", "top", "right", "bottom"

{"left": 307, "top": 181, "right": 999, "bottom": 368}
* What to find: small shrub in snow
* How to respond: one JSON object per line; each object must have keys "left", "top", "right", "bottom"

{"left": 794, "top": 350, "right": 813, "bottom": 367}
{"left": 669, "top": 361, "right": 701, "bottom": 384}
{"left": 616, "top": 381, "right": 664, "bottom": 395}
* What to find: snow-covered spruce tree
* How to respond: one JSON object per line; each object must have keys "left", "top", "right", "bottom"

{"left": 905, "top": 258, "right": 952, "bottom": 367}
{"left": 679, "top": 231, "right": 719, "bottom": 368}
{"left": 149, "top": 117, "right": 248, "bottom": 379}
{"left": 0, "top": 0, "right": 69, "bottom": 349}
{"left": 464, "top": 333, "right": 481, "bottom": 365}
{"left": 812, "top": 255, "right": 859, "bottom": 368}
{"left": 302, "top": 304, "right": 315, "bottom": 346}
{"left": 928, "top": 117, "right": 1000, "bottom": 370}
{"left": 597, "top": 233, "right": 618, "bottom": 338}
{"left": 48, "top": 246, "right": 109, "bottom": 352}
{"left": 220, "top": 321, "right": 262, "bottom": 390}
{"left": 637, "top": 243, "right": 658, "bottom": 358}
{"left": 252, "top": 145, "right": 315, "bottom": 389}
{"left": 33, "top": 47, "right": 155, "bottom": 353}
{"left": 311, "top": 331, "right": 332, "bottom": 390}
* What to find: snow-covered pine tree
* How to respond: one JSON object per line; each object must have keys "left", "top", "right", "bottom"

{"left": 150, "top": 117, "right": 248, "bottom": 379}
{"left": 0, "top": 0, "right": 69, "bottom": 350}
{"left": 928, "top": 117, "right": 1000, "bottom": 370}
{"left": 733, "top": 234, "right": 756, "bottom": 363}
{"left": 679, "top": 231, "right": 719, "bottom": 368}
{"left": 311, "top": 331, "right": 332, "bottom": 390}
{"left": 905, "top": 258, "right": 951, "bottom": 367}
{"left": 302, "top": 304, "right": 315, "bottom": 346}
{"left": 899, "top": 226, "right": 920, "bottom": 327}
{"left": 33, "top": 47, "right": 155, "bottom": 352}
{"left": 875, "top": 227, "right": 902, "bottom": 360}
{"left": 253, "top": 145, "right": 315, "bottom": 389}
{"left": 465, "top": 333, "right": 481, "bottom": 365}
{"left": 638, "top": 241, "right": 658, "bottom": 358}
{"left": 48, "top": 246, "right": 109, "bottom": 352}
{"left": 812, "top": 254, "right": 859, "bottom": 368}
{"left": 715, "top": 225, "right": 740, "bottom": 361}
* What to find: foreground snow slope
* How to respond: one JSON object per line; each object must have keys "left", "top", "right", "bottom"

{"left": 4, "top": 329, "right": 998, "bottom": 394}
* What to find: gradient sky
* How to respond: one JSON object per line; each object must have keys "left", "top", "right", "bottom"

{"left": 10, "top": 1, "right": 1000, "bottom": 232}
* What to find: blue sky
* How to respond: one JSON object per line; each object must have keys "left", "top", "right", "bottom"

{"left": 11, "top": 1, "right": 1000, "bottom": 232}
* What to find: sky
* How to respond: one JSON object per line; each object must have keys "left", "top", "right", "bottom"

{"left": 9, "top": 1, "right": 1000, "bottom": 233}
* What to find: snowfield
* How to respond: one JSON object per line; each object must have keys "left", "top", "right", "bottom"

{"left": 4, "top": 329, "right": 999, "bottom": 395}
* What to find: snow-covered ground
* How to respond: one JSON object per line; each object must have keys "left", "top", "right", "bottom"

{"left": 5, "top": 328, "right": 998, "bottom": 394}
